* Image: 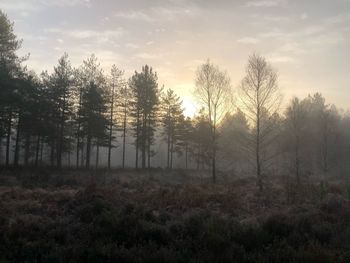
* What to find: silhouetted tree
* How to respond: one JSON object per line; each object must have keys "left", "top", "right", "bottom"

{"left": 239, "top": 54, "right": 282, "bottom": 192}
{"left": 194, "top": 59, "right": 231, "bottom": 183}
{"left": 118, "top": 83, "right": 131, "bottom": 168}
{"left": 76, "top": 55, "right": 108, "bottom": 169}
{"left": 129, "top": 65, "right": 160, "bottom": 169}
{"left": 160, "top": 88, "right": 184, "bottom": 169}
{"left": 46, "top": 53, "right": 75, "bottom": 168}
{"left": 107, "top": 65, "right": 124, "bottom": 169}
{"left": 0, "top": 10, "right": 25, "bottom": 166}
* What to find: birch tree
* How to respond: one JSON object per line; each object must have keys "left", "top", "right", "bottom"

{"left": 194, "top": 59, "right": 231, "bottom": 183}
{"left": 239, "top": 54, "right": 282, "bottom": 192}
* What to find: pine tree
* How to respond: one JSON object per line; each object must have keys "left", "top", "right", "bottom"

{"left": 118, "top": 83, "right": 131, "bottom": 168}
{"left": 129, "top": 65, "right": 160, "bottom": 169}
{"left": 0, "top": 10, "right": 25, "bottom": 166}
{"left": 47, "top": 53, "right": 75, "bottom": 168}
{"left": 107, "top": 65, "right": 124, "bottom": 169}
{"left": 160, "top": 88, "right": 183, "bottom": 169}
{"left": 75, "top": 55, "right": 107, "bottom": 168}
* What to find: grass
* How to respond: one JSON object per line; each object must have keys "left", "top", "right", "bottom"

{"left": 0, "top": 168, "right": 350, "bottom": 262}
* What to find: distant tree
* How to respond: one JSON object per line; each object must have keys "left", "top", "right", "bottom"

{"left": 284, "top": 97, "right": 309, "bottom": 185}
{"left": 192, "top": 109, "right": 212, "bottom": 170}
{"left": 76, "top": 55, "right": 108, "bottom": 169}
{"left": 0, "top": 10, "right": 25, "bottom": 166}
{"left": 306, "top": 93, "right": 340, "bottom": 179}
{"left": 178, "top": 116, "right": 195, "bottom": 169}
{"left": 78, "top": 82, "right": 108, "bottom": 168}
{"left": 118, "top": 83, "right": 131, "bottom": 168}
{"left": 160, "top": 88, "right": 184, "bottom": 169}
{"left": 194, "top": 59, "right": 231, "bottom": 183}
{"left": 129, "top": 65, "right": 160, "bottom": 169}
{"left": 239, "top": 54, "right": 282, "bottom": 192}
{"left": 107, "top": 65, "right": 124, "bottom": 169}
{"left": 46, "top": 53, "right": 75, "bottom": 168}
{"left": 219, "top": 109, "right": 250, "bottom": 173}
{"left": 12, "top": 72, "right": 39, "bottom": 166}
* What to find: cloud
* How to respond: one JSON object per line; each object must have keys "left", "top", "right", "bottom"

{"left": 245, "top": 0, "right": 287, "bottom": 7}
{"left": 237, "top": 37, "right": 260, "bottom": 44}
{"left": 125, "top": 43, "right": 139, "bottom": 49}
{"left": 326, "top": 13, "right": 350, "bottom": 24}
{"left": 134, "top": 53, "right": 160, "bottom": 60}
{"left": 113, "top": 5, "right": 199, "bottom": 24}
{"left": 300, "top": 13, "right": 308, "bottom": 20}
{"left": 1, "top": 0, "right": 90, "bottom": 12}
{"left": 114, "top": 11, "right": 154, "bottom": 22}
{"left": 45, "top": 28, "right": 124, "bottom": 40}
{"left": 184, "top": 59, "right": 205, "bottom": 71}
{"left": 268, "top": 54, "right": 296, "bottom": 63}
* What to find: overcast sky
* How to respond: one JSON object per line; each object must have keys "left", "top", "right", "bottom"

{"left": 1, "top": 0, "right": 350, "bottom": 113}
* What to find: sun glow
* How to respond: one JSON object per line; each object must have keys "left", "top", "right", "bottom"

{"left": 182, "top": 96, "right": 197, "bottom": 118}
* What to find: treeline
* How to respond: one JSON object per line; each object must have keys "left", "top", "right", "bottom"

{"left": 0, "top": 10, "right": 207, "bottom": 172}
{"left": 1, "top": 10, "right": 350, "bottom": 189}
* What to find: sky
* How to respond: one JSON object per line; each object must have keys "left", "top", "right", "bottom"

{"left": 1, "top": 0, "right": 350, "bottom": 116}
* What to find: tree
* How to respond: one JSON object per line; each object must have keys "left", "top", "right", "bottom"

{"left": 0, "top": 10, "right": 25, "bottom": 166}
{"left": 129, "top": 65, "right": 160, "bottom": 169}
{"left": 118, "top": 83, "right": 131, "bottom": 168}
{"left": 160, "top": 88, "right": 184, "bottom": 169}
{"left": 219, "top": 109, "right": 250, "bottom": 173}
{"left": 284, "top": 97, "right": 308, "bottom": 185}
{"left": 192, "top": 109, "right": 212, "bottom": 170}
{"left": 194, "top": 59, "right": 231, "bottom": 183}
{"left": 107, "top": 65, "right": 124, "bottom": 169}
{"left": 306, "top": 93, "right": 340, "bottom": 179}
{"left": 79, "top": 81, "right": 108, "bottom": 168}
{"left": 239, "top": 54, "right": 282, "bottom": 192}
{"left": 47, "top": 53, "right": 75, "bottom": 168}
{"left": 178, "top": 116, "right": 194, "bottom": 169}
{"left": 76, "top": 55, "right": 108, "bottom": 169}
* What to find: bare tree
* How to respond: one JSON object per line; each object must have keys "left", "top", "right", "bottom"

{"left": 119, "top": 83, "right": 131, "bottom": 168}
{"left": 107, "top": 65, "right": 124, "bottom": 169}
{"left": 194, "top": 59, "right": 231, "bottom": 183}
{"left": 285, "top": 97, "right": 308, "bottom": 186}
{"left": 239, "top": 54, "right": 282, "bottom": 192}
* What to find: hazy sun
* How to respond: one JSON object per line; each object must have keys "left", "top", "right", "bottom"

{"left": 182, "top": 97, "right": 197, "bottom": 117}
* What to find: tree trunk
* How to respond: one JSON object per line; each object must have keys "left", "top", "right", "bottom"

{"left": 212, "top": 146, "right": 216, "bottom": 184}
{"left": 185, "top": 144, "right": 188, "bottom": 169}
{"left": 135, "top": 109, "right": 140, "bottom": 169}
{"left": 0, "top": 137, "right": 2, "bottom": 165}
{"left": 5, "top": 111, "right": 12, "bottom": 166}
{"left": 86, "top": 135, "right": 91, "bottom": 169}
{"left": 122, "top": 106, "right": 127, "bottom": 168}
{"left": 13, "top": 115, "right": 21, "bottom": 166}
{"left": 57, "top": 94, "right": 66, "bottom": 169}
{"left": 95, "top": 143, "right": 99, "bottom": 169}
{"left": 40, "top": 136, "right": 44, "bottom": 165}
{"left": 256, "top": 112, "right": 263, "bottom": 192}
{"left": 167, "top": 130, "right": 170, "bottom": 169}
{"left": 24, "top": 134, "right": 31, "bottom": 166}
{"left": 170, "top": 135, "right": 174, "bottom": 169}
{"left": 35, "top": 134, "right": 41, "bottom": 167}
{"left": 295, "top": 135, "right": 300, "bottom": 186}
{"left": 68, "top": 148, "right": 71, "bottom": 168}
{"left": 50, "top": 142, "right": 55, "bottom": 167}
{"left": 147, "top": 116, "right": 151, "bottom": 169}
{"left": 76, "top": 89, "right": 82, "bottom": 168}
{"left": 142, "top": 114, "right": 146, "bottom": 169}
{"left": 81, "top": 140, "right": 84, "bottom": 168}
{"left": 108, "top": 84, "right": 114, "bottom": 169}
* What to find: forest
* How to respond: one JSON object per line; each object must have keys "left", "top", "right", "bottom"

{"left": 1, "top": 8, "right": 350, "bottom": 263}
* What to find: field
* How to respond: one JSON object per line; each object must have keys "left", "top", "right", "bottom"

{"left": 1, "top": 169, "right": 350, "bottom": 262}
